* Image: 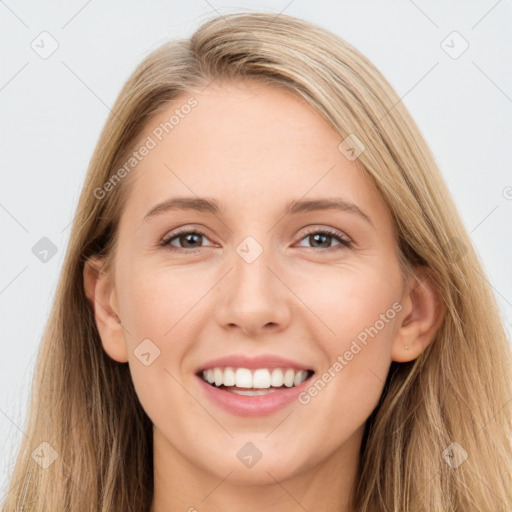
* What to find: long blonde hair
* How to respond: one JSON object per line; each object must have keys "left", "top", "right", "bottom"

{"left": 2, "top": 11, "right": 511, "bottom": 511}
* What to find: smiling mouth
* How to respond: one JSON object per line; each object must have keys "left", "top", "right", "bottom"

{"left": 198, "top": 367, "right": 315, "bottom": 396}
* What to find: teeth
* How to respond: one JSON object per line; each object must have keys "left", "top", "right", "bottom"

{"left": 253, "top": 369, "right": 271, "bottom": 388}
{"left": 270, "top": 368, "right": 283, "bottom": 387}
{"left": 201, "top": 367, "right": 310, "bottom": 389}
{"left": 224, "top": 367, "right": 236, "bottom": 386}
{"left": 214, "top": 368, "right": 223, "bottom": 386}
{"left": 283, "top": 368, "right": 295, "bottom": 387}
{"left": 230, "top": 388, "right": 280, "bottom": 396}
{"left": 294, "top": 370, "right": 308, "bottom": 386}
{"left": 235, "top": 368, "right": 253, "bottom": 388}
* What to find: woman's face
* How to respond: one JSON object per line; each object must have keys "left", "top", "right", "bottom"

{"left": 97, "top": 80, "right": 415, "bottom": 485}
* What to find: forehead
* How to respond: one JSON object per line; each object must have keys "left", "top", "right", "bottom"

{"left": 121, "top": 79, "right": 389, "bottom": 227}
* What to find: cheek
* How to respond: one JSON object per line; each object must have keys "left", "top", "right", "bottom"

{"left": 299, "top": 263, "right": 401, "bottom": 352}
{"left": 118, "top": 261, "right": 203, "bottom": 344}
{"left": 295, "top": 265, "right": 401, "bottom": 416}
{"left": 114, "top": 264, "right": 197, "bottom": 403}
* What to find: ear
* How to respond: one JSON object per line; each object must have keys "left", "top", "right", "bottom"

{"left": 83, "top": 255, "right": 128, "bottom": 363}
{"left": 391, "top": 266, "right": 445, "bottom": 363}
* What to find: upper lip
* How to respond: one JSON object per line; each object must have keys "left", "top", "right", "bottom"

{"left": 195, "top": 354, "right": 314, "bottom": 373}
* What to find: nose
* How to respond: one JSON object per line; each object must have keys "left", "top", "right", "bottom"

{"left": 214, "top": 244, "right": 292, "bottom": 337}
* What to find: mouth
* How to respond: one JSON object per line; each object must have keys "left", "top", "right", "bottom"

{"left": 197, "top": 367, "right": 315, "bottom": 396}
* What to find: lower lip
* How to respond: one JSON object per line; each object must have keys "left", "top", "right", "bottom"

{"left": 196, "top": 374, "right": 313, "bottom": 417}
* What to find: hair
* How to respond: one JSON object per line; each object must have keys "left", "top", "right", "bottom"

{"left": 2, "top": 11, "right": 511, "bottom": 512}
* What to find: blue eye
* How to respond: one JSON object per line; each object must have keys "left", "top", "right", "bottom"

{"left": 161, "top": 227, "right": 352, "bottom": 253}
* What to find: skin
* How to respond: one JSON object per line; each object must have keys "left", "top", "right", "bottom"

{"left": 84, "top": 79, "right": 443, "bottom": 512}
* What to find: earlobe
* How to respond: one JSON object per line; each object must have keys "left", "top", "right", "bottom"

{"left": 83, "top": 256, "right": 129, "bottom": 363}
{"left": 391, "top": 267, "right": 445, "bottom": 363}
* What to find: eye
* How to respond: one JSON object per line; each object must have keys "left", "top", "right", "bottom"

{"left": 161, "top": 228, "right": 215, "bottom": 252}
{"left": 296, "top": 227, "right": 352, "bottom": 252}
{"left": 160, "top": 226, "right": 352, "bottom": 253}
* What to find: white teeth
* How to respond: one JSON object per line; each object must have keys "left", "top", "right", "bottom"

{"left": 235, "top": 368, "right": 253, "bottom": 388}
{"left": 283, "top": 368, "right": 295, "bottom": 387}
{"left": 294, "top": 370, "right": 308, "bottom": 386}
{"left": 214, "top": 367, "right": 223, "bottom": 387}
{"left": 270, "top": 368, "right": 284, "bottom": 387}
{"left": 223, "top": 367, "right": 236, "bottom": 386}
{"left": 230, "top": 388, "right": 280, "bottom": 396}
{"left": 253, "top": 369, "right": 271, "bottom": 388}
{"left": 201, "top": 366, "right": 310, "bottom": 389}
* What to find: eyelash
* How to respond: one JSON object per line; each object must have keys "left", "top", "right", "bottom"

{"left": 160, "top": 226, "right": 353, "bottom": 253}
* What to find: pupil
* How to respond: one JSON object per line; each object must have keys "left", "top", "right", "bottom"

{"left": 182, "top": 233, "right": 200, "bottom": 247}
{"left": 312, "top": 233, "right": 329, "bottom": 247}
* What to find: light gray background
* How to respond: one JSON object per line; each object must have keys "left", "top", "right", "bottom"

{"left": 1, "top": 0, "right": 511, "bottom": 497}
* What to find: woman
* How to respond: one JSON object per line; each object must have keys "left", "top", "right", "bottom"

{"left": 3, "top": 11, "right": 511, "bottom": 512}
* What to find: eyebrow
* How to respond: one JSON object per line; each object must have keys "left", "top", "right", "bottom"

{"left": 143, "top": 196, "right": 373, "bottom": 226}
